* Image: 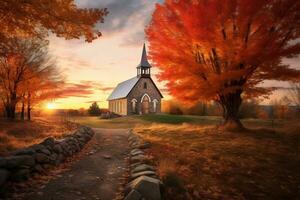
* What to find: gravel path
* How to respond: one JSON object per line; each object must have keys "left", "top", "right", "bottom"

{"left": 24, "top": 128, "right": 129, "bottom": 200}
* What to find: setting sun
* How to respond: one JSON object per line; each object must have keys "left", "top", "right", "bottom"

{"left": 46, "top": 103, "right": 56, "bottom": 110}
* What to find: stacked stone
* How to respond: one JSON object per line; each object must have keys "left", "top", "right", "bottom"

{"left": 0, "top": 126, "right": 94, "bottom": 189}
{"left": 124, "top": 131, "right": 163, "bottom": 200}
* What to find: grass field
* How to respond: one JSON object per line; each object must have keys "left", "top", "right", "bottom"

{"left": 73, "top": 114, "right": 300, "bottom": 199}
{"left": 2, "top": 114, "right": 298, "bottom": 199}
{"left": 70, "top": 114, "right": 285, "bottom": 129}
{"left": 131, "top": 118, "right": 300, "bottom": 200}
{"left": 0, "top": 117, "right": 78, "bottom": 155}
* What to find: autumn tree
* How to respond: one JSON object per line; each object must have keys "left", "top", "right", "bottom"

{"left": 0, "top": 36, "right": 61, "bottom": 119}
{"left": 24, "top": 70, "right": 62, "bottom": 121}
{"left": 146, "top": 0, "right": 300, "bottom": 130}
{"left": 0, "top": 0, "right": 108, "bottom": 42}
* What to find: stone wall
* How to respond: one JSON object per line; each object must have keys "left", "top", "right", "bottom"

{"left": 124, "top": 131, "right": 164, "bottom": 200}
{"left": 0, "top": 126, "right": 94, "bottom": 190}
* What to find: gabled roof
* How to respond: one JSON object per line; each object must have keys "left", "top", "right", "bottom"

{"left": 137, "top": 43, "right": 152, "bottom": 68}
{"left": 107, "top": 76, "right": 163, "bottom": 101}
{"left": 107, "top": 77, "right": 139, "bottom": 101}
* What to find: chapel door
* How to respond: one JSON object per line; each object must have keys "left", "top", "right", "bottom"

{"left": 142, "top": 96, "right": 149, "bottom": 114}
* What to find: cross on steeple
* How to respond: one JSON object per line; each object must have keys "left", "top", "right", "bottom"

{"left": 137, "top": 43, "right": 151, "bottom": 77}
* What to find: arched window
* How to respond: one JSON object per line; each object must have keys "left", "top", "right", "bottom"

{"left": 143, "top": 82, "right": 147, "bottom": 89}
{"left": 153, "top": 99, "right": 158, "bottom": 112}
{"left": 141, "top": 93, "right": 151, "bottom": 103}
{"left": 131, "top": 99, "right": 137, "bottom": 113}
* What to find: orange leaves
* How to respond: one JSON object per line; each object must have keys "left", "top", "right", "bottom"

{"left": 146, "top": 0, "right": 300, "bottom": 105}
{"left": 0, "top": 0, "right": 108, "bottom": 42}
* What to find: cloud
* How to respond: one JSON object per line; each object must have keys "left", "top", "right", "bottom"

{"left": 120, "top": 31, "right": 145, "bottom": 47}
{"left": 77, "top": 0, "right": 148, "bottom": 32}
{"left": 98, "top": 86, "right": 114, "bottom": 92}
{"left": 51, "top": 79, "right": 116, "bottom": 102}
{"left": 84, "top": 100, "right": 104, "bottom": 104}
{"left": 76, "top": 0, "right": 159, "bottom": 46}
{"left": 56, "top": 54, "right": 108, "bottom": 71}
{"left": 55, "top": 81, "right": 102, "bottom": 98}
{"left": 282, "top": 56, "right": 300, "bottom": 70}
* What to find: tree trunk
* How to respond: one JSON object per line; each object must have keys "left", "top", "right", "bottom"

{"left": 21, "top": 96, "right": 25, "bottom": 120}
{"left": 219, "top": 91, "right": 244, "bottom": 131}
{"left": 27, "top": 92, "right": 31, "bottom": 121}
{"left": 4, "top": 92, "right": 18, "bottom": 120}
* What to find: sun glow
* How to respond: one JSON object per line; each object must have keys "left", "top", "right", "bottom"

{"left": 46, "top": 103, "right": 56, "bottom": 110}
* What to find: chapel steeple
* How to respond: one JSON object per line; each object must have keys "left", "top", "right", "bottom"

{"left": 137, "top": 43, "right": 151, "bottom": 77}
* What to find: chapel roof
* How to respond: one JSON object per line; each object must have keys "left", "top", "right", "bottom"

{"left": 107, "top": 76, "right": 139, "bottom": 101}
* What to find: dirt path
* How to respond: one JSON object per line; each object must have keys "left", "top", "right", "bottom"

{"left": 24, "top": 128, "right": 129, "bottom": 200}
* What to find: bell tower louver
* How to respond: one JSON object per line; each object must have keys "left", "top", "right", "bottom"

{"left": 137, "top": 43, "right": 151, "bottom": 78}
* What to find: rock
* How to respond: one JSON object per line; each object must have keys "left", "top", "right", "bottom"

{"left": 42, "top": 164, "right": 51, "bottom": 169}
{"left": 40, "top": 137, "right": 55, "bottom": 148}
{"left": 139, "top": 142, "right": 151, "bottom": 149}
{"left": 131, "top": 155, "right": 147, "bottom": 163}
{"left": 11, "top": 148, "right": 36, "bottom": 156}
{"left": 39, "top": 148, "right": 51, "bottom": 155}
{"left": 31, "top": 144, "right": 46, "bottom": 151}
{"left": 49, "top": 153, "right": 58, "bottom": 162}
{"left": 128, "top": 135, "right": 137, "bottom": 141}
{"left": 124, "top": 189, "right": 142, "bottom": 200}
{"left": 0, "top": 169, "right": 10, "bottom": 187}
{"left": 132, "top": 164, "right": 155, "bottom": 174}
{"left": 131, "top": 171, "right": 157, "bottom": 180}
{"left": 131, "top": 150, "right": 144, "bottom": 157}
{"left": 5, "top": 155, "right": 35, "bottom": 168}
{"left": 34, "top": 164, "right": 44, "bottom": 173}
{"left": 0, "top": 158, "right": 7, "bottom": 167}
{"left": 73, "top": 142, "right": 81, "bottom": 152}
{"left": 103, "top": 155, "right": 111, "bottom": 159}
{"left": 57, "top": 154, "right": 65, "bottom": 163}
{"left": 35, "top": 153, "right": 50, "bottom": 163}
{"left": 130, "top": 149, "right": 141, "bottom": 154}
{"left": 130, "top": 162, "right": 144, "bottom": 169}
{"left": 77, "top": 138, "right": 86, "bottom": 143}
{"left": 126, "top": 176, "right": 162, "bottom": 200}
{"left": 11, "top": 169, "right": 30, "bottom": 181}
{"left": 53, "top": 144, "right": 63, "bottom": 153}
{"left": 130, "top": 141, "right": 140, "bottom": 147}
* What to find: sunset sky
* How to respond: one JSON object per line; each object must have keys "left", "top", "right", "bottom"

{"left": 47, "top": 0, "right": 299, "bottom": 109}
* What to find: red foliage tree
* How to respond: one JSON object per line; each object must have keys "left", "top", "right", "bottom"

{"left": 146, "top": 0, "right": 300, "bottom": 130}
{"left": 0, "top": 0, "right": 108, "bottom": 42}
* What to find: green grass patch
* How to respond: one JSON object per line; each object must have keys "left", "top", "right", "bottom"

{"left": 71, "top": 114, "right": 223, "bottom": 128}
{"left": 71, "top": 114, "right": 287, "bottom": 130}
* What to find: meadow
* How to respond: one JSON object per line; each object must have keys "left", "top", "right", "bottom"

{"left": 70, "top": 114, "right": 285, "bottom": 129}
{"left": 0, "top": 117, "right": 78, "bottom": 155}
{"left": 1, "top": 114, "right": 299, "bottom": 199}
{"left": 75, "top": 114, "right": 300, "bottom": 200}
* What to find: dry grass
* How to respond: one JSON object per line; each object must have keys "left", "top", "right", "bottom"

{"left": 134, "top": 121, "right": 300, "bottom": 200}
{"left": 0, "top": 117, "right": 78, "bottom": 156}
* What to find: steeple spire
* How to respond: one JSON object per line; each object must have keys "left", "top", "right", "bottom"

{"left": 137, "top": 43, "right": 151, "bottom": 77}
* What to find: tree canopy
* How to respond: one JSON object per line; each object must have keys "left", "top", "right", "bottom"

{"left": 146, "top": 0, "right": 300, "bottom": 130}
{"left": 0, "top": 36, "right": 62, "bottom": 119}
{"left": 88, "top": 102, "right": 101, "bottom": 116}
{"left": 0, "top": 0, "right": 108, "bottom": 42}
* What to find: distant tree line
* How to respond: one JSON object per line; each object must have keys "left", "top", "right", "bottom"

{"left": 163, "top": 84, "right": 300, "bottom": 120}
{"left": 39, "top": 102, "right": 107, "bottom": 117}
